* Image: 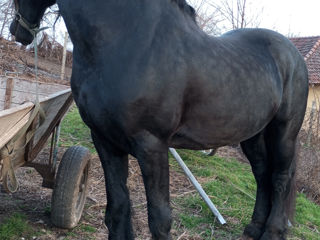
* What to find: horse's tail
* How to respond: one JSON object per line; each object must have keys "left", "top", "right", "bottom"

{"left": 285, "top": 150, "right": 297, "bottom": 223}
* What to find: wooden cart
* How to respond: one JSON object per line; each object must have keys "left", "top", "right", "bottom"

{"left": 0, "top": 76, "right": 91, "bottom": 229}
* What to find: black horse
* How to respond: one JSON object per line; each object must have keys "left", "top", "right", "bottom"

{"left": 10, "top": 0, "right": 308, "bottom": 239}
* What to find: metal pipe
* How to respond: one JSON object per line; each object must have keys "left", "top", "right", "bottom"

{"left": 169, "top": 148, "right": 226, "bottom": 225}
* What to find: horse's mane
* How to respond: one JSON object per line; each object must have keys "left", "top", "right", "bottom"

{"left": 172, "top": 0, "right": 197, "bottom": 23}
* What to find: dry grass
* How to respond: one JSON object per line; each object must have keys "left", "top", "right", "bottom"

{"left": 298, "top": 106, "right": 320, "bottom": 204}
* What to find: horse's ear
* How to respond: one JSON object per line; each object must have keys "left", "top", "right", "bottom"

{"left": 188, "top": 6, "right": 196, "bottom": 22}
{"left": 47, "top": 0, "right": 56, "bottom": 7}
{"left": 189, "top": 6, "right": 195, "bottom": 15}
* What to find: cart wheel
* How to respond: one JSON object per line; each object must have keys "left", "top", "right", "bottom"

{"left": 51, "top": 146, "right": 91, "bottom": 229}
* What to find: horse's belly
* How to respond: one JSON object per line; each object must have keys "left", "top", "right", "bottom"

{"left": 169, "top": 106, "right": 276, "bottom": 149}
{"left": 169, "top": 124, "right": 258, "bottom": 149}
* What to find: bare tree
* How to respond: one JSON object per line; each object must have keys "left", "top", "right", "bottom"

{"left": 187, "top": 0, "right": 263, "bottom": 35}
{"left": 0, "top": 0, "right": 14, "bottom": 37}
{"left": 209, "top": 0, "right": 264, "bottom": 31}
{"left": 188, "top": 0, "right": 223, "bottom": 36}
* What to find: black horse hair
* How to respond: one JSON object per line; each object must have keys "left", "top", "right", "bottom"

{"left": 172, "top": 0, "right": 197, "bottom": 23}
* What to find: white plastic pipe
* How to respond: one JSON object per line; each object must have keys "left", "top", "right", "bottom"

{"left": 169, "top": 148, "right": 226, "bottom": 225}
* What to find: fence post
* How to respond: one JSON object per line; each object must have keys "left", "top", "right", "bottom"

{"left": 4, "top": 77, "right": 14, "bottom": 110}
{"left": 60, "top": 32, "right": 68, "bottom": 81}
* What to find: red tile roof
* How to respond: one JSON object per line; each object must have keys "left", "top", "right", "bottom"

{"left": 290, "top": 36, "right": 320, "bottom": 85}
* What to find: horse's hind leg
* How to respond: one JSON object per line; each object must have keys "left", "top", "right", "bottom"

{"left": 133, "top": 133, "right": 171, "bottom": 240}
{"left": 240, "top": 131, "right": 272, "bottom": 240}
{"left": 91, "top": 132, "right": 133, "bottom": 240}
{"left": 260, "top": 120, "right": 299, "bottom": 240}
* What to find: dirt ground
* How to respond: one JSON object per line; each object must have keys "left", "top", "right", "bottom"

{"left": 0, "top": 146, "right": 245, "bottom": 240}
{"left": 0, "top": 37, "right": 71, "bottom": 84}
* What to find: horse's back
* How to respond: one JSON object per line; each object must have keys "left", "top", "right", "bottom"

{"left": 170, "top": 28, "right": 308, "bottom": 149}
{"left": 224, "top": 29, "right": 309, "bottom": 123}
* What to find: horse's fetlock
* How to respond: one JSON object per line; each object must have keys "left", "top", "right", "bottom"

{"left": 243, "top": 222, "right": 264, "bottom": 240}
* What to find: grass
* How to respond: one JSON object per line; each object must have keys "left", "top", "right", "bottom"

{"left": 0, "top": 213, "right": 34, "bottom": 240}
{"left": 169, "top": 150, "right": 320, "bottom": 239}
{"left": 60, "top": 105, "right": 95, "bottom": 152}
{"left": 79, "top": 224, "right": 97, "bottom": 233}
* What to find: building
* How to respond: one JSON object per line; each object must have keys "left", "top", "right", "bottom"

{"left": 290, "top": 36, "right": 320, "bottom": 109}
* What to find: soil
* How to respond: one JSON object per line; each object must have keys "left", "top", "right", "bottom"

{"left": 0, "top": 145, "right": 246, "bottom": 240}
{"left": 0, "top": 146, "right": 195, "bottom": 240}
{"left": 0, "top": 37, "right": 71, "bottom": 84}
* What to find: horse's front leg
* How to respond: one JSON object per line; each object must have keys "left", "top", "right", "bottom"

{"left": 240, "top": 132, "right": 272, "bottom": 240}
{"left": 133, "top": 133, "right": 172, "bottom": 240}
{"left": 91, "top": 132, "right": 133, "bottom": 240}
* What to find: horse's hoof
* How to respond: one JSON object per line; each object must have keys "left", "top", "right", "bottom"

{"left": 259, "top": 231, "right": 285, "bottom": 240}
{"left": 243, "top": 223, "right": 264, "bottom": 240}
{"left": 241, "top": 235, "right": 254, "bottom": 240}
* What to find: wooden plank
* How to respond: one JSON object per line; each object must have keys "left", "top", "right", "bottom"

{"left": 0, "top": 102, "right": 34, "bottom": 147}
{"left": 24, "top": 110, "right": 39, "bottom": 162}
{"left": 0, "top": 88, "right": 71, "bottom": 160}
{"left": 33, "top": 90, "right": 72, "bottom": 145}
{"left": 31, "top": 91, "right": 73, "bottom": 161}
{"left": 4, "top": 78, "right": 14, "bottom": 110}
{"left": 0, "top": 109, "right": 32, "bottom": 149}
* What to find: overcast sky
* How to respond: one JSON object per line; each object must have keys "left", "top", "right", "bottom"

{"left": 189, "top": 0, "right": 320, "bottom": 36}
{"left": 50, "top": 0, "right": 320, "bottom": 48}
{"left": 259, "top": 0, "right": 320, "bottom": 36}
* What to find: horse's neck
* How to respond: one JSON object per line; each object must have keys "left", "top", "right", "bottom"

{"left": 59, "top": 0, "right": 164, "bottom": 46}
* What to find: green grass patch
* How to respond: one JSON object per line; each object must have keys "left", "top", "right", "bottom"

{"left": 60, "top": 106, "right": 95, "bottom": 152}
{"left": 80, "top": 224, "right": 97, "bottom": 233}
{"left": 0, "top": 213, "right": 34, "bottom": 240}
{"left": 169, "top": 150, "right": 320, "bottom": 239}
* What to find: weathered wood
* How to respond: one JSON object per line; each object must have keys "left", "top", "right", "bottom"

{"left": 24, "top": 111, "right": 39, "bottom": 163}
{"left": 0, "top": 89, "right": 71, "bottom": 152}
{"left": 30, "top": 91, "right": 73, "bottom": 161}
{"left": 0, "top": 78, "right": 72, "bottom": 190}
{"left": 0, "top": 104, "right": 33, "bottom": 149}
{"left": 4, "top": 78, "right": 14, "bottom": 110}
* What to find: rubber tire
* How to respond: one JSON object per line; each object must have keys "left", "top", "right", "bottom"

{"left": 51, "top": 146, "right": 91, "bottom": 229}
